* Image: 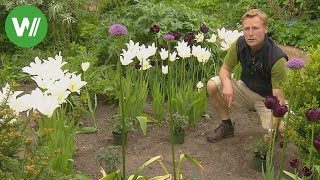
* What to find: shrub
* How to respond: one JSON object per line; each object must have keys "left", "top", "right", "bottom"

{"left": 285, "top": 45, "right": 320, "bottom": 165}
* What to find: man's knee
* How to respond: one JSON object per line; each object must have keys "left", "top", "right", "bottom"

{"left": 207, "top": 80, "right": 219, "bottom": 96}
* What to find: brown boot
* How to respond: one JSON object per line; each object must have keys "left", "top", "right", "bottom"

{"left": 206, "top": 122, "right": 235, "bottom": 143}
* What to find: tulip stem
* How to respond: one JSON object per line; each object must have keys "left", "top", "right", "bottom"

{"left": 277, "top": 105, "right": 291, "bottom": 180}
{"left": 308, "top": 122, "right": 315, "bottom": 167}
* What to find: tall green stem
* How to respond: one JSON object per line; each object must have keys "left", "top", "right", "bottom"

{"left": 168, "top": 43, "right": 176, "bottom": 180}
{"left": 308, "top": 122, "right": 315, "bottom": 167}
{"left": 118, "top": 60, "right": 126, "bottom": 180}
{"left": 277, "top": 106, "right": 291, "bottom": 179}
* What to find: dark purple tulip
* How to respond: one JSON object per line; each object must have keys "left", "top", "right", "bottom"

{"left": 289, "top": 158, "right": 299, "bottom": 168}
{"left": 280, "top": 141, "right": 284, "bottom": 148}
{"left": 273, "top": 104, "right": 288, "bottom": 118}
{"left": 301, "top": 166, "right": 312, "bottom": 177}
{"left": 314, "top": 135, "right": 320, "bottom": 151}
{"left": 134, "top": 62, "right": 141, "bottom": 70}
{"left": 158, "top": 44, "right": 167, "bottom": 50}
{"left": 200, "top": 24, "right": 209, "bottom": 33}
{"left": 305, "top": 108, "right": 320, "bottom": 122}
{"left": 264, "top": 96, "right": 279, "bottom": 109}
{"left": 172, "top": 32, "right": 181, "bottom": 40}
{"left": 184, "top": 32, "right": 195, "bottom": 43}
{"left": 150, "top": 60, "right": 156, "bottom": 66}
{"left": 150, "top": 25, "right": 160, "bottom": 33}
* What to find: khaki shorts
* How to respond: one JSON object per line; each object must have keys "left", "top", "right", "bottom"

{"left": 210, "top": 76, "right": 272, "bottom": 129}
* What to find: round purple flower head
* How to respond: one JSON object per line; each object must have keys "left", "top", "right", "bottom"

{"left": 163, "top": 34, "right": 174, "bottom": 42}
{"left": 286, "top": 57, "right": 306, "bottom": 70}
{"left": 109, "top": 24, "right": 128, "bottom": 36}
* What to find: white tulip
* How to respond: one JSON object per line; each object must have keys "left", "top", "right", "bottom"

{"left": 81, "top": 62, "right": 90, "bottom": 71}
{"left": 162, "top": 65, "right": 168, "bottom": 74}
{"left": 159, "top": 48, "right": 168, "bottom": 60}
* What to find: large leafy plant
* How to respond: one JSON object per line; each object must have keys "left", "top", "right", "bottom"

{"left": 285, "top": 45, "right": 320, "bottom": 165}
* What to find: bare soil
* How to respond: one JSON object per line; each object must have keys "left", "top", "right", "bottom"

{"left": 73, "top": 46, "right": 308, "bottom": 180}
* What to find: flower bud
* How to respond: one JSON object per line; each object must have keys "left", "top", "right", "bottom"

{"left": 264, "top": 96, "right": 279, "bottom": 109}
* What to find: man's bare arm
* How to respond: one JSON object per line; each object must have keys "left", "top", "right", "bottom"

{"left": 219, "top": 63, "right": 233, "bottom": 107}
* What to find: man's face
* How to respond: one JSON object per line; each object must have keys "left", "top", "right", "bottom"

{"left": 242, "top": 16, "right": 268, "bottom": 51}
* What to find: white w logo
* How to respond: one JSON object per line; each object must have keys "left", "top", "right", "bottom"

{"left": 12, "top": 17, "right": 41, "bottom": 37}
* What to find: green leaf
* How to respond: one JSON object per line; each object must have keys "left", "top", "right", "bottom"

{"left": 283, "top": 170, "right": 301, "bottom": 180}
{"left": 136, "top": 116, "right": 148, "bottom": 136}
{"left": 176, "top": 154, "right": 203, "bottom": 178}
{"left": 100, "top": 170, "right": 121, "bottom": 180}
{"left": 131, "top": 156, "right": 164, "bottom": 180}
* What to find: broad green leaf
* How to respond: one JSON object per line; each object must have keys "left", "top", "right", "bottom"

{"left": 100, "top": 170, "right": 121, "bottom": 180}
{"left": 283, "top": 170, "right": 301, "bottom": 180}
{"left": 136, "top": 116, "right": 148, "bottom": 136}
{"left": 131, "top": 156, "right": 164, "bottom": 180}
{"left": 149, "top": 174, "right": 172, "bottom": 180}
{"left": 176, "top": 154, "right": 203, "bottom": 178}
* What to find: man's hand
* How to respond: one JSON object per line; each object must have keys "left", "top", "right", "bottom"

{"left": 222, "top": 80, "right": 233, "bottom": 107}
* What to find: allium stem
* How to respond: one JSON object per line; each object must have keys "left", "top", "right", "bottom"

{"left": 167, "top": 43, "right": 177, "bottom": 180}
{"left": 277, "top": 71, "right": 296, "bottom": 180}
{"left": 118, "top": 60, "right": 126, "bottom": 180}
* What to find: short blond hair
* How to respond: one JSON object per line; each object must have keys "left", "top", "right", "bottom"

{"left": 241, "top": 9, "right": 268, "bottom": 26}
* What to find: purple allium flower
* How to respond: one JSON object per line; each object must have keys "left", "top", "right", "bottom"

{"left": 314, "top": 135, "right": 320, "bottom": 151}
{"left": 109, "top": 24, "right": 128, "bottom": 36}
{"left": 301, "top": 166, "right": 312, "bottom": 177}
{"left": 289, "top": 158, "right": 299, "bottom": 168}
{"left": 200, "top": 24, "right": 209, "bottom": 33}
{"left": 163, "top": 33, "right": 174, "bottom": 42}
{"left": 150, "top": 25, "right": 160, "bottom": 33}
{"left": 273, "top": 104, "right": 288, "bottom": 118}
{"left": 286, "top": 57, "right": 306, "bottom": 70}
{"left": 305, "top": 108, "right": 320, "bottom": 122}
{"left": 264, "top": 96, "right": 279, "bottom": 109}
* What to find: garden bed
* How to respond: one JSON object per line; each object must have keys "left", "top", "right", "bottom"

{"left": 73, "top": 45, "right": 307, "bottom": 179}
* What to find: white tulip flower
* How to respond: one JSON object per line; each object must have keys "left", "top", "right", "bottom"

{"left": 162, "top": 65, "right": 168, "bottom": 74}
{"left": 195, "top": 33, "right": 204, "bottom": 43}
{"left": 175, "top": 41, "right": 191, "bottom": 59}
{"left": 159, "top": 48, "right": 168, "bottom": 60}
{"left": 81, "top": 62, "right": 90, "bottom": 71}
{"left": 197, "top": 81, "right": 204, "bottom": 89}
{"left": 207, "top": 33, "right": 217, "bottom": 43}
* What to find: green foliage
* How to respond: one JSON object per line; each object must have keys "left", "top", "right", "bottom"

{"left": 0, "top": 96, "right": 72, "bottom": 179}
{"left": 285, "top": 45, "right": 320, "bottom": 165}
{"left": 86, "top": 65, "right": 118, "bottom": 104}
{"left": 253, "top": 138, "right": 268, "bottom": 160}
{"left": 110, "top": 114, "right": 134, "bottom": 134}
{"left": 173, "top": 112, "right": 189, "bottom": 134}
{"left": 171, "top": 82, "right": 207, "bottom": 127}
{"left": 151, "top": 83, "right": 165, "bottom": 126}
{"left": 269, "top": 19, "right": 320, "bottom": 49}
{"left": 96, "top": 146, "right": 121, "bottom": 174}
